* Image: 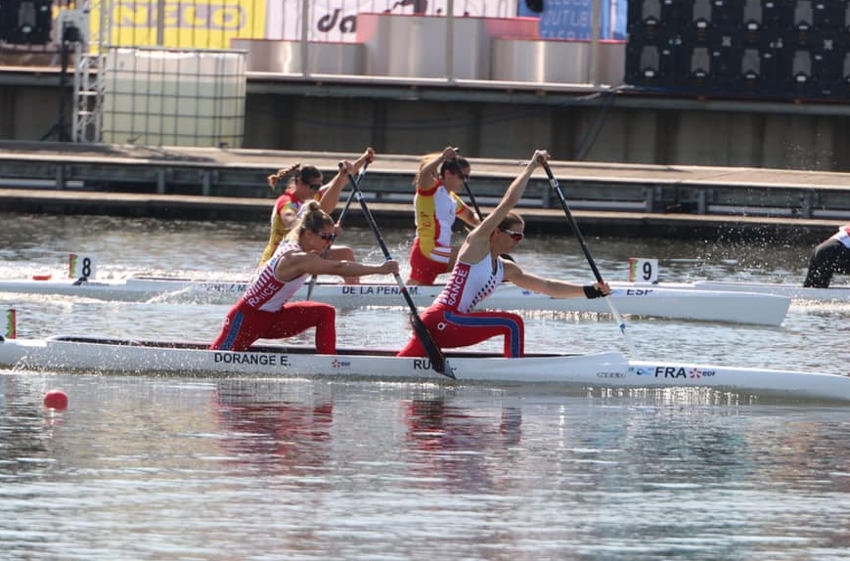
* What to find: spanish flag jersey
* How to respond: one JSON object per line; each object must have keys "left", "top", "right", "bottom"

{"left": 413, "top": 181, "right": 467, "bottom": 258}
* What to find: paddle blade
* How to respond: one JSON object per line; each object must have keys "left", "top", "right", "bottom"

{"left": 411, "top": 316, "right": 454, "bottom": 379}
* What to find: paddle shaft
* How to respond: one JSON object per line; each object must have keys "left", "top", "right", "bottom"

{"left": 541, "top": 162, "right": 634, "bottom": 349}
{"left": 306, "top": 162, "right": 369, "bottom": 300}
{"left": 337, "top": 161, "right": 369, "bottom": 225}
{"left": 541, "top": 165, "right": 605, "bottom": 283}
{"left": 462, "top": 178, "right": 484, "bottom": 221}
{"left": 345, "top": 172, "right": 453, "bottom": 378}
{"left": 463, "top": 177, "right": 516, "bottom": 262}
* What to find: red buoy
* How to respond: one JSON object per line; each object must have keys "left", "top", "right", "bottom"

{"left": 43, "top": 390, "right": 68, "bottom": 410}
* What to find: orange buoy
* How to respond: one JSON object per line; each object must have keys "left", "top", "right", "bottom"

{"left": 32, "top": 274, "right": 52, "bottom": 281}
{"left": 43, "top": 390, "right": 69, "bottom": 410}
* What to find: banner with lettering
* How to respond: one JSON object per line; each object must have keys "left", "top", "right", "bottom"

{"left": 517, "top": 0, "right": 627, "bottom": 40}
{"left": 85, "top": 0, "right": 518, "bottom": 49}
{"left": 90, "top": 0, "right": 268, "bottom": 49}
{"left": 266, "top": 0, "right": 517, "bottom": 43}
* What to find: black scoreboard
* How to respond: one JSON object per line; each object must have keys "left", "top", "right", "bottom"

{"left": 625, "top": 0, "right": 850, "bottom": 99}
{"left": 0, "top": 0, "right": 53, "bottom": 45}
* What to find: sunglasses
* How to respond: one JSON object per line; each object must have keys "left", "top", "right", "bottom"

{"left": 500, "top": 228, "right": 524, "bottom": 242}
{"left": 309, "top": 182, "right": 323, "bottom": 191}
{"left": 317, "top": 232, "right": 336, "bottom": 242}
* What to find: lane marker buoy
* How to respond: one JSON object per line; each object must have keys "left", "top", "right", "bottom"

{"left": 43, "top": 390, "right": 69, "bottom": 410}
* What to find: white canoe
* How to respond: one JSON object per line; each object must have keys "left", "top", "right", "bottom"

{"left": 1, "top": 335, "right": 848, "bottom": 402}
{"left": 0, "top": 276, "right": 790, "bottom": 325}
{"left": 619, "top": 258, "right": 850, "bottom": 302}
{"left": 620, "top": 280, "right": 850, "bottom": 302}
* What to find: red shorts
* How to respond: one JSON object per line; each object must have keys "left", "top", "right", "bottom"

{"left": 397, "top": 304, "right": 524, "bottom": 358}
{"left": 408, "top": 238, "right": 452, "bottom": 285}
{"left": 210, "top": 300, "right": 336, "bottom": 353}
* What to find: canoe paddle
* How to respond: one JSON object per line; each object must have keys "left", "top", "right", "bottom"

{"left": 453, "top": 150, "right": 485, "bottom": 221}
{"left": 462, "top": 177, "right": 483, "bottom": 220}
{"left": 541, "top": 162, "right": 636, "bottom": 354}
{"left": 462, "top": 176, "right": 515, "bottom": 262}
{"left": 305, "top": 161, "right": 369, "bottom": 300}
{"left": 345, "top": 167, "right": 454, "bottom": 379}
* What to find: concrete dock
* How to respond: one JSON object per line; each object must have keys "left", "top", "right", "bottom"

{"left": 1, "top": 140, "right": 850, "bottom": 242}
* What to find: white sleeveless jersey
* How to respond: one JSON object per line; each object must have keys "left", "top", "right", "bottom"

{"left": 833, "top": 225, "right": 850, "bottom": 248}
{"left": 242, "top": 241, "right": 309, "bottom": 312}
{"left": 436, "top": 254, "right": 504, "bottom": 313}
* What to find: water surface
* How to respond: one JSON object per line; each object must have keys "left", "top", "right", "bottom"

{"left": 2, "top": 213, "right": 850, "bottom": 560}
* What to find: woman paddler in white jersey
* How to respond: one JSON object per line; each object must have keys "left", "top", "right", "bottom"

{"left": 211, "top": 198, "right": 399, "bottom": 353}
{"left": 397, "top": 149, "right": 610, "bottom": 358}
{"left": 803, "top": 224, "right": 850, "bottom": 288}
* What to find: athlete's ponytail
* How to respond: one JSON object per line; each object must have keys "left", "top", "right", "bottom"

{"left": 268, "top": 164, "right": 322, "bottom": 192}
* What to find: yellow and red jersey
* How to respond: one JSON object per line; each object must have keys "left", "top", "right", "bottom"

{"left": 259, "top": 192, "right": 318, "bottom": 265}
{"left": 413, "top": 180, "right": 467, "bottom": 259}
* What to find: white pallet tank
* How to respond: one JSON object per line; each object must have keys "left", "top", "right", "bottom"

{"left": 102, "top": 48, "right": 246, "bottom": 147}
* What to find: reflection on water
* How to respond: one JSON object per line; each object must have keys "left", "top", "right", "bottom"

{"left": 403, "top": 397, "right": 522, "bottom": 494}
{"left": 0, "top": 375, "right": 54, "bottom": 479}
{"left": 1, "top": 373, "right": 850, "bottom": 559}
{"left": 215, "top": 380, "right": 334, "bottom": 476}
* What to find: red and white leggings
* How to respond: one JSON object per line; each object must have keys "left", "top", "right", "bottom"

{"left": 210, "top": 300, "right": 336, "bottom": 353}
{"left": 397, "top": 304, "right": 524, "bottom": 358}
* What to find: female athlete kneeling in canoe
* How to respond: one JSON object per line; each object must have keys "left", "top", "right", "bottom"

{"left": 397, "top": 149, "right": 610, "bottom": 359}
{"left": 259, "top": 147, "right": 374, "bottom": 282}
{"left": 211, "top": 197, "right": 399, "bottom": 353}
{"left": 406, "top": 145, "right": 480, "bottom": 285}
